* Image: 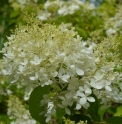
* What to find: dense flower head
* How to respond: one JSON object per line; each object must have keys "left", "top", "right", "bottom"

{"left": 92, "top": 35, "right": 122, "bottom": 104}
{"left": 1, "top": 16, "right": 95, "bottom": 91}
{"left": 7, "top": 95, "right": 36, "bottom": 124}
{"left": 1, "top": 15, "right": 96, "bottom": 120}
{"left": 1, "top": 15, "right": 122, "bottom": 122}
{"left": 105, "top": 5, "right": 122, "bottom": 36}
{"left": 37, "top": 0, "right": 95, "bottom": 21}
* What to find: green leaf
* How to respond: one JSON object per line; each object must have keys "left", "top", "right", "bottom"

{"left": 0, "top": 94, "right": 3, "bottom": 102}
{"left": 10, "top": 11, "right": 20, "bottom": 18}
{"left": 114, "top": 105, "right": 122, "bottom": 116}
{"left": 106, "top": 117, "right": 122, "bottom": 124}
{"left": 29, "top": 85, "right": 51, "bottom": 124}
{"left": 88, "top": 94, "right": 100, "bottom": 122}
{"left": 98, "top": 105, "right": 109, "bottom": 121}
{"left": 56, "top": 107, "right": 66, "bottom": 124}
{"left": 107, "top": 107, "right": 116, "bottom": 115}
{"left": 0, "top": 115, "right": 11, "bottom": 124}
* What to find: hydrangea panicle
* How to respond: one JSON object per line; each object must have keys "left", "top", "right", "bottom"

{"left": 7, "top": 95, "right": 36, "bottom": 124}
{"left": 1, "top": 14, "right": 122, "bottom": 122}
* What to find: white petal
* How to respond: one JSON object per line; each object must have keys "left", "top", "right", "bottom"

{"left": 105, "top": 85, "right": 112, "bottom": 91}
{"left": 25, "top": 86, "right": 31, "bottom": 93}
{"left": 11, "top": 80, "right": 17, "bottom": 83}
{"left": 30, "top": 55, "right": 42, "bottom": 65}
{"left": 58, "top": 96, "right": 65, "bottom": 100}
{"left": 106, "top": 80, "right": 111, "bottom": 85}
{"left": 76, "top": 91, "right": 84, "bottom": 97}
{"left": 94, "top": 72, "right": 103, "bottom": 80}
{"left": 65, "top": 108, "right": 71, "bottom": 115}
{"left": 46, "top": 115, "right": 51, "bottom": 122}
{"left": 20, "top": 58, "right": 28, "bottom": 65}
{"left": 68, "top": 66, "right": 76, "bottom": 76}
{"left": 34, "top": 55, "right": 39, "bottom": 61}
{"left": 76, "top": 103, "right": 81, "bottom": 110}
{"left": 58, "top": 67, "right": 65, "bottom": 76}
{"left": 76, "top": 68, "right": 84, "bottom": 76}
{"left": 79, "top": 86, "right": 84, "bottom": 91}
{"left": 61, "top": 74, "right": 70, "bottom": 82}
{"left": 30, "top": 61, "right": 36, "bottom": 65}
{"left": 22, "top": 114, "right": 28, "bottom": 119}
{"left": 87, "top": 97, "right": 95, "bottom": 102}
{"left": 84, "top": 85, "right": 92, "bottom": 94}
{"left": 45, "top": 80, "right": 52, "bottom": 85}
{"left": 29, "top": 77, "right": 36, "bottom": 80}
{"left": 51, "top": 71, "right": 58, "bottom": 77}
{"left": 96, "top": 84, "right": 103, "bottom": 89}
{"left": 82, "top": 102, "right": 90, "bottom": 109}
{"left": 18, "top": 65, "right": 24, "bottom": 72}
{"left": 2, "top": 69, "right": 8, "bottom": 75}
{"left": 90, "top": 79, "right": 95, "bottom": 87}
{"left": 65, "top": 92, "right": 72, "bottom": 98}
{"left": 80, "top": 97, "right": 87, "bottom": 105}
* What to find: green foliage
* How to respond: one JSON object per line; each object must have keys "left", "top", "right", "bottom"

{"left": 1, "top": 0, "right": 122, "bottom": 124}
{"left": 114, "top": 105, "right": 122, "bottom": 116}
{"left": 106, "top": 117, "right": 122, "bottom": 124}
{"left": 29, "top": 85, "right": 51, "bottom": 123}
{"left": 0, "top": 115, "right": 11, "bottom": 124}
{"left": 69, "top": 114, "right": 91, "bottom": 124}
{"left": 98, "top": 105, "right": 110, "bottom": 121}
{"left": 88, "top": 94, "right": 100, "bottom": 122}
{"left": 56, "top": 107, "right": 66, "bottom": 123}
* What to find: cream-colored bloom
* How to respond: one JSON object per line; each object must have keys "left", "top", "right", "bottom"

{"left": 37, "top": 11, "right": 51, "bottom": 21}
{"left": 2, "top": 15, "right": 122, "bottom": 122}
{"left": 105, "top": 5, "right": 122, "bottom": 36}
{"left": 7, "top": 95, "right": 36, "bottom": 124}
{"left": 1, "top": 18, "right": 95, "bottom": 90}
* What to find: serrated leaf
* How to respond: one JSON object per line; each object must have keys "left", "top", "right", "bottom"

{"left": 106, "top": 117, "right": 122, "bottom": 124}
{"left": 29, "top": 85, "right": 51, "bottom": 123}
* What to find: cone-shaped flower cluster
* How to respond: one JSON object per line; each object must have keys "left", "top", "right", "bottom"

{"left": 1, "top": 15, "right": 122, "bottom": 122}
{"left": 105, "top": 5, "right": 122, "bottom": 36}
{"left": 37, "top": 0, "right": 94, "bottom": 21}
{"left": 7, "top": 95, "right": 36, "bottom": 124}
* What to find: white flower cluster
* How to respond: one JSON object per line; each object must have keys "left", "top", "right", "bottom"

{"left": 7, "top": 95, "right": 36, "bottom": 124}
{"left": 105, "top": 5, "right": 122, "bottom": 36}
{"left": 1, "top": 22, "right": 95, "bottom": 92}
{"left": 57, "top": 0, "right": 83, "bottom": 16}
{"left": 92, "top": 64, "right": 121, "bottom": 104}
{"left": 92, "top": 36, "right": 122, "bottom": 104}
{"left": 0, "top": 63, "right": 5, "bottom": 95}
{"left": 37, "top": 0, "right": 94, "bottom": 21}
{"left": 9, "top": 0, "right": 38, "bottom": 8}
{"left": 1, "top": 18, "right": 122, "bottom": 122}
{"left": 0, "top": 60, "right": 13, "bottom": 96}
